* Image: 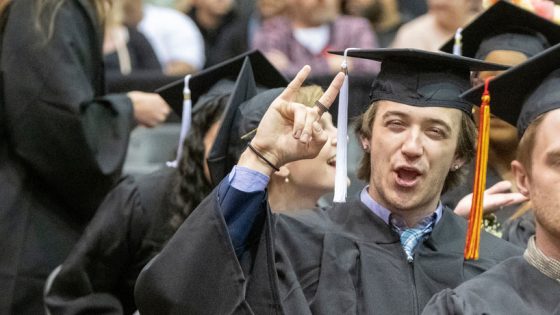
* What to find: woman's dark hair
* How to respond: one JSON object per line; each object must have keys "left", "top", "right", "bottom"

{"left": 166, "top": 93, "right": 229, "bottom": 234}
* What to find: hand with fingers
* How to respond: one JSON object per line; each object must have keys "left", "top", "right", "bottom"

{"left": 453, "top": 180, "right": 529, "bottom": 218}
{"left": 238, "top": 65, "right": 345, "bottom": 176}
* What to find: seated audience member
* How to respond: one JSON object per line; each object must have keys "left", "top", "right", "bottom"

{"left": 104, "top": 0, "right": 182, "bottom": 93}
{"left": 341, "top": 0, "right": 402, "bottom": 47}
{"left": 133, "top": 0, "right": 205, "bottom": 75}
{"left": 423, "top": 42, "right": 560, "bottom": 315}
{"left": 134, "top": 49, "right": 521, "bottom": 314}
{"left": 253, "top": 0, "right": 380, "bottom": 78}
{"left": 210, "top": 0, "right": 288, "bottom": 64}
{"left": 0, "top": 0, "right": 170, "bottom": 313}
{"left": 184, "top": 0, "right": 238, "bottom": 68}
{"left": 439, "top": 0, "right": 560, "bottom": 245}
{"left": 44, "top": 51, "right": 287, "bottom": 315}
{"left": 391, "top": 0, "right": 476, "bottom": 51}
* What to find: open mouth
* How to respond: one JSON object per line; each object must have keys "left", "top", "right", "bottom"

{"left": 327, "top": 155, "right": 336, "bottom": 167}
{"left": 394, "top": 166, "right": 422, "bottom": 188}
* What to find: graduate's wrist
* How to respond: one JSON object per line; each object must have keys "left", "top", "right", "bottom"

{"left": 238, "top": 147, "right": 277, "bottom": 177}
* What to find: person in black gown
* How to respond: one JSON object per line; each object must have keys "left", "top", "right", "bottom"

{"left": 134, "top": 49, "right": 522, "bottom": 314}
{"left": 423, "top": 41, "right": 560, "bottom": 315}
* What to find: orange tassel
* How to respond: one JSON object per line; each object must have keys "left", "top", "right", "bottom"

{"left": 464, "top": 78, "right": 492, "bottom": 260}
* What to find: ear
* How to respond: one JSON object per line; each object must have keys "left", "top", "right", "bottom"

{"left": 511, "top": 160, "right": 530, "bottom": 197}
{"left": 450, "top": 156, "right": 466, "bottom": 172}
{"left": 360, "top": 135, "right": 370, "bottom": 152}
{"left": 273, "top": 165, "right": 291, "bottom": 179}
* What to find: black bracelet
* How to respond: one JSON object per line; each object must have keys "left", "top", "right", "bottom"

{"left": 247, "top": 143, "right": 280, "bottom": 172}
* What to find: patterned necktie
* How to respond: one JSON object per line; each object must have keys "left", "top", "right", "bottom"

{"left": 390, "top": 213, "right": 437, "bottom": 262}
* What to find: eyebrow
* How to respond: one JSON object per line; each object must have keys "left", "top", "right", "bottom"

{"left": 382, "top": 111, "right": 453, "bottom": 133}
{"left": 545, "top": 149, "right": 560, "bottom": 161}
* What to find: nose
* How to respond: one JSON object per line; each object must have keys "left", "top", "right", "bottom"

{"left": 401, "top": 129, "right": 423, "bottom": 160}
{"left": 330, "top": 127, "right": 338, "bottom": 146}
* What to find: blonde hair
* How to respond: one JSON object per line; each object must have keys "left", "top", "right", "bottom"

{"left": 295, "top": 85, "right": 324, "bottom": 108}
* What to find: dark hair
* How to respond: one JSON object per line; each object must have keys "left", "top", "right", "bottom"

{"left": 355, "top": 101, "right": 477, "bottom": 194}
{"left": 166, "top": 94, "right": 229, "bottom": 234}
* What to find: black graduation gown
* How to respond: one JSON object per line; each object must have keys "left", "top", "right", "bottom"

{"left": 0, "top": 0, "right": 133, "bottom": 313}
{"left": 44, "top": 167, "right": 176, "bottom": 315}
{"left": 422, "top": 256, "right": 560, "bottom": 315}
{"left": 134, "top": 185, "right": 522, "bottom": 315}
{"left": 501, "top": 211, "right": 535, "bottom": 248}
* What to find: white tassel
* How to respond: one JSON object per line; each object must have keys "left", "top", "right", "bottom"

{"left": 453, "top": 28, "right": 463, "bottom": 56}
{"left": 333, "top": 48, "right": 358, "bottom": 203}
{"left": 167, "top": 75, "right": 192, "bottom": 168}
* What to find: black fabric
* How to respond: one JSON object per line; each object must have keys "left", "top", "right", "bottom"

{"left": 422, "top": 256, "right": 560, "bottom": 314}
{"left": 44, "top": 168, "right": 176, "bottom": 315}
{"left": 461, "top": 42, "right": 560, "bottom": 137}
{"left": 502, "top": 211, "right": 535, "bottom": 248}
{"left": 157, "top": 50, "right": 286, "bottom": 117}
{"left": 104, "top": 27, "right": 162, "bottom": 73}
{"left": 474, "top": 32, "right": 549, "bottom": 60}
{"left": 329, "top": 48, "right": 509, "bottom": 115}
{"left": 439, "top": 1, "right": 560, "bottom": 58}
{"left": 0, "top": 0, "right": 133, "bottom": 313}
{"left": 135, "top": 188, "right": 522, "bottom": 314}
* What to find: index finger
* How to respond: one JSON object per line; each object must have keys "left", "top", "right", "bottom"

{"left": 278, "top": 65, "right": 311, "bottom": 101}
{"left": 316, "top": 72, "right": 345, "bottom": 112}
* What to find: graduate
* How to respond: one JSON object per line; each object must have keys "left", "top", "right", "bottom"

{"left": 439, "top": 0, "right": 560, "bottom": 244}
{"left": 134, "top": 49, "right": 523, "bottom": 314}
{"left": 423, "top": 42, "right": 560, "bottom": 315}
{"left": 43, "top": 51, "right": 287, "bottom": 315}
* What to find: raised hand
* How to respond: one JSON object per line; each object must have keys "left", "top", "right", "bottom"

{"left": 239, "top": 66, "right": 345, "bottom": 175}
{"left": 453, "top": 180, "right": 529, "bottom": 218}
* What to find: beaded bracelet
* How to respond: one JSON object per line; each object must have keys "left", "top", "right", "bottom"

{"left": 247, "top": 143, "right": 280, "bottom": 172}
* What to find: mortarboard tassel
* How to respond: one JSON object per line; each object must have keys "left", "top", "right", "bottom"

{"left": 464, "top": 78, "right": 492, "bottom": 260}
{"left": 333, "top": 48, "right": 358, "bottom": 203}
{"left": 167, "top": 74, "right": 192, "bottom": 168}
{"left": 453, "top": 28, "right": 463, "bottom": 56}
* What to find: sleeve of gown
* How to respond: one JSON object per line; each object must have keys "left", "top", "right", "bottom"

{"left": 2, "top": 0, "right": 134, "bottom": 221}
{"left": 421, "top": 288, "right": 474, "bottom": 315}
{"left": 134, "top": 174, "right": 273, "bottom": 315}
{"left": 44, "top": 177, "right": 145, "bottom": 315}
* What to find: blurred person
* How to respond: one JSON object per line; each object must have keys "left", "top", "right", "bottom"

{"left": 44, "top": 51, "right": 288, "bottom": 315}
{"left": 341, "top": 0, "right": 402, "bottom": 47}
{"left": 134, "top": 49, "right": 521, "bottom": 314}
{"left": 391, "top": 0, "right": 476, "bottom": 51}
{"left": 439, "top": 1, "right": 560, "bottom": 245}
{"left": 423, "top": 41, "right": 560, "bottom": 315}
{"left": 133, "top": 0, "right": 205, "bottom": 75}
{"left": 0, "top": 0, "right": 170, "bottom": 313}
{"left": 185, "top": 0, "right": 237, "bottom": 67}
{"left": 253, "top": 0, "right": 380, "bottom": 78}
{"left": 210, "top": 0, "right": 288, "bottom": 64}
{"left": 104, "top": 0, "right": 182, "bottom": 93}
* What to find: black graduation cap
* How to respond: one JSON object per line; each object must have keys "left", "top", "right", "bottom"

{"left": 440, "top": 1, "right": 560, "bottom": 59}
{"left": 206, "top": 56, "right": 288, "bottom": 185}
{"left": 461, "top": 42, "right": 560, "bottom": 137}
{"left": 156, "top": 50, "right": 287, "bottom": 116}
{"left": 329, "top": 48, "right": 509, "bottom": 115}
